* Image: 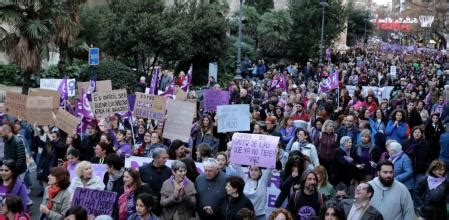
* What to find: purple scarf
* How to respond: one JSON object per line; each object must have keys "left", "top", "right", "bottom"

{"left": 427, "top": 176, "right": 445, "bottom": 190}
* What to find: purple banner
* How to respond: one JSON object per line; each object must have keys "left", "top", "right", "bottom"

{"left": 71, "top": 188, "right": 117, "bottom": 216}
{"left": 203, "top": 89, "right": 230, "bottom": 112}
{"left": 319, "top": 71, "right": 339, "bottom": 93}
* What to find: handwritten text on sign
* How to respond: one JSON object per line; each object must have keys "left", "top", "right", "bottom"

{"left": 71, "top": 188, "right": 117, "bottom": 216}
{"left": 92, "top": 89, "right": 129, "bottom": 118}
{"left": 133, "top": 92, "right": 166, "bottom": 120}
{"left": 230, "top": 133, "right": 279, "bottom": 168}
{"left": 217, "top": 104, "right": 250, "bottom": 133}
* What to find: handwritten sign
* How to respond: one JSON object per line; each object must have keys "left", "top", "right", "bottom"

{"left": 390, "top": 65, "right": 397, "bottom": 76}
{"left": 40, "top": 78, "right": 76, "bottom": 97}
{"left": 163, "top": 100, "right": 196, "bottom": 142}
{"left": 133, "top": 92, "right": 166, "bottom": 120}
{"left": 92, "top": 89, "right": 129, "bottom": 118}
{"left": 71, "top": 188, "right": 117, "bottom": 216}
{"left": 25, "top": 96, "right": 54, "bottom": 125}
{"left": 28, "top": 89, "right": 60, "bottom": 111}
{"left": 203, "top": 89, "right": 229, "bottom": 112}
{"left": 55, "top": 109, "right": 79, "bottom": 135}
{"left": 230, "top": 133, "right": 279, "bottom": 168}
{"left": 4, "top": 91, "right": 27, "bottom": 119}
{"left": 77, "top": 80, "right": 112, "bottom": 94}
{"left": 217, "top": 104, "right": 250, "bottom": 133}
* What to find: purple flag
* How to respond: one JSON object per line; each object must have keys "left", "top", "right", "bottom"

{"left": 181, "top": 64, "right": 193, "bottom": 92}
{"left": 76, "top": 89, "right": 95, "bottom": 132}
{"left": 148, "top": 67, "right": 160, "bottom": 95}
{"left": 160, "top": 81, "right": 175, "bottom": 99}
{"left": 86, "top": 74, "right": 96, "bottom": 101}
{"left": 57, "top": 76, "right": 68, "bottom": 106}
{"left": 278, "top": 74, "right": 287, "bottom": 91}
{"left": 325, "top": 48, "right": 332, "bottom": 61}
{"left": 319, "top": 71, "right": 339, "bottom": 93}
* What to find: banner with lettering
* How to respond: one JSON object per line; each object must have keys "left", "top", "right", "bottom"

{"left": 230, "top": 133, "right": 279, "bottom": 169}
{"left": 133, "top": 92, "right": 166, "bottom": 120}
{"left": 203, "top": 89, "right": 229, "bottom": 112}
{"left": 92, "top": 89, "right": 129, "bottom": 118}
{"left": 40, "top": 78, "right": 76, "bottom": 97}
{"left": 71, "top": 188, "right": 117, "bottom": 216}
{"left": 217, "top": 104, "right": 250, "bottom": 133}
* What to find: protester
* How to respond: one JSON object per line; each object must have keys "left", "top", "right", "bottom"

{"left": 313, "top": 165, "right": 335, "bottom": 201}
{"left": 0, "top": 195, "right": 30, "bottom": 220}
{"left": 386, "top": 141, "right": 414, "bottom": 192}
{"left": 195, "top": 158, "right": 227, "bottom": 219}
{"left": 425, "top": 113, "right": 445, "bottom": 160}
{"left": 220, "top": 176, "right": 254, "bottom": 220}
{"left": 63, "top": 148, "right": 80, "bottom": 171}
{"left": 216, "top": 152, "right": 237, "bottom": 176}
{"left": 440, "top": 124, "right": 449, "bottom": 168}
{"left": 40, "top": 167, "right": 71, "bottom": 220}
{"left": 179, "top": 157, "right": 199, "bottom": 182}
{"left": 368, "top": 160, "right": 415, "bottom": 220}
{"left": 414, "top": 160, "right": 448, "bottom": 220}
{"left": 90, "top": 142, "right": 109, "bottom": 164}
{"left": 279, "top": 116, "right": 296, "bottom": 145}
{"left": 192, "top": 115, "right": 219, "bottom": 158}
{"left": 268, "top": 208, "right": 294, "bottom": 220}
{"left": 68, "top": 161, "right": 105, "bottom": 196}
{"left": 403, "top": 127, "right": 430, "bottom": 181}
{"left": 333, "top": 136, "right": 364, "bottom": 185}
{"left": 0, "top": 160, "right": 29, "bottom": 212}
{"left": 320, "top": 202, "right": 346, "bottom": 220}
{"left": 118, "top": 168, "right": 152, "bottom": 220}
{"left": 134, "top": 131, "right": 167, "bottom": 158}
{"left": 167, "top": 139, "right": 188, "bottom": 160}
{"left": 160, "top": 160, "right": 196, "bottom": 220}
{"left": 127, "top": 193, "right": 158, "bottom": 220}
{"left": 287, "top": 171, "right": 323, "bottom": 220}
{"left": 64, "top": 205, "right": 88, "bottom": 220}
{"left": 339, "top": 182, "right": 383, "bottom": 220}
{"left": 315, "top": 120, "right": 338, "bottom": 173}
{"left": 289, "top": 128, "right": 319, "bottom": 167}
{"left": 1, "top": 123, "right": 26, "bottom": 176}
{"left": 385, "top": 109, "right": 409, "bottom": 144}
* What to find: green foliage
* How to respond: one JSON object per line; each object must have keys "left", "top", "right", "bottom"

{"left": 258, "top": 10, "right": 292, "bottom": 61}
{"left": 230, "top": 6, "right": 260, "bottom": 44}
{"left": 0, "top": 64, "right": 21, "bottom": 86}
{"left": 94, "top": 60, "right": 138, "bottom": 92}
{"left": 288, "top": 0, "right": 346, "bottom": 62}
{"left": 346, "top": 3, "right": 372, "bottom": 46}
{"left": 246, "top": 0, "right": 274, "bottom": 14}
{"left": 79, "top": 5, "right": 110, "bottom": 49}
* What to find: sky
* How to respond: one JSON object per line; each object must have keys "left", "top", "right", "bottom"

{"left": 373, "top": 0, "right": 391, "bottom": 6}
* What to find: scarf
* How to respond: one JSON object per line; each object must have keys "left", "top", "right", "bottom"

{"left": 107, "top": 168, "right": 124, "bottom": 191}
{"left": 47, "top": 185, "right": 61, "bottom": 209}
{"left": 170, "top": 175, "right": 189, "bottom": 187}
{"left": 118, "top": 185, "right": 135, "bottom": 220}
{"left": 427, "top": 175, "right": 446, "bottom": 190}
{"left": 389, "top": 152, "right": 402, "bottom": 163}
{"left": 297, "top": 140, "right": 309, "bottom": 150}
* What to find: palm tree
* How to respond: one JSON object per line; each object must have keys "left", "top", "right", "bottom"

{"left": 53, "top": 0, "right": 88, "bottom": 77}
{"left": 0, "top": 0, "right": 56, "bottom": 94}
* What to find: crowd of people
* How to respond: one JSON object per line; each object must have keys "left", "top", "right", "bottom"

{"left": 0, "top": 43, "right": 449, "bottom": 220}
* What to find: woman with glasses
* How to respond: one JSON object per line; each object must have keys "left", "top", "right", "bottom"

{"left": 0, "top": 160, "right": 29, "bottom": 213}
{"left": 160, "top": 160, "right": 197, "bottom": 220}
{"left": 134, "top": 131, "right": 167, "bottom": 158}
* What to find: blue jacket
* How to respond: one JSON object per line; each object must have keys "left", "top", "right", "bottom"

{"left": 393, "top": 152, "right": 414, "bottom": 190}
{"left": 439, "top": 132, "right": 449, "bottom": 165}
{"left": 385, "top": 120, "right": 408, "bottom": 144}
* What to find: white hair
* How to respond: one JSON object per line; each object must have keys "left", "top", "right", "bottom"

{"left": 203, "top": 158, "right": 219, "bottom": 168}
{"left": 387, "top": 141, "right": 403, "bottom": 154}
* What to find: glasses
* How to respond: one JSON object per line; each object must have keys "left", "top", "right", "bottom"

{"left": 336, "top": 195, "right": 347, "bottom": 199}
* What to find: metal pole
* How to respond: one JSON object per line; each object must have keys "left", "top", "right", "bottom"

{"left": 234, "top": 0, "right": 243, "bottom": 80}
{"left": 319, "top": 4, "right": 325, "bottom": 64}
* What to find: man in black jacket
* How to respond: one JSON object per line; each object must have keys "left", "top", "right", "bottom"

{"left": 1, "top": 122, "right": 26, "bottom": 175}
{"left": 139, "top": 147, "right": 171, "bottom": 216}
{"left": 340, "top": 182, "right": 383, "bottom": 220}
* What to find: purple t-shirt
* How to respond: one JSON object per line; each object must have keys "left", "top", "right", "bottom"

{"left": 0, "top": 182, "right": 29, "bottom": 211}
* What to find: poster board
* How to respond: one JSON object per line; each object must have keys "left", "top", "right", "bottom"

{"left": 203, "top": 89, "right": 229, "bottom": 112}
{"left": 133, "top": 92, "right": 166, "bottom": 120}
{"left": 4, "top": 91, "right": 27, "bottom": 119}
{"left": 163, "top": 100, "right": 196, "bottom": 142}
{"left": 28, "top": 89, "right": 60, "bottom": 111}
{"left": 230, "top": 133, "right": 279, "bottom": 168}
{"left": 25, "top": 96, "right": 54, "bottom": 125}
{"left": 40, "top": 78, "right": 76, "bottom": 97}
{"left": 217, "top": 104, "right": 250, "bottom": 133}
{"left": 91, "top": 89, "right": 129, "bottom": 118}
{"left": 77, "top": 80, "right": 112, "bottom": 94}
{"left": 71, "top": 188, "right": 117, "bottom": 216}
{"left": 55, "top": 109, "right": 80, "bottom": 135}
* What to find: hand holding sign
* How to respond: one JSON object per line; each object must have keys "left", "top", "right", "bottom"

{"left": 230, "top": 133, "right": 279, "bottom": 168}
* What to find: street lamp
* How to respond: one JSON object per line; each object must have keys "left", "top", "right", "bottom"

{"left": 234, "top": 0, "right": 243, "bottom": 81}
{"left": 319, "top": 0, "right": 329, "bottom": 65}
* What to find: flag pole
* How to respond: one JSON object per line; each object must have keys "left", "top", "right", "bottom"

{"left": 129, "top": 111, "right": 136, "bottom": 146}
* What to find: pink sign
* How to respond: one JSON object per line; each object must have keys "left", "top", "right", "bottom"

{"left": 230, "top": 133, "right": 279, "bottom": 168}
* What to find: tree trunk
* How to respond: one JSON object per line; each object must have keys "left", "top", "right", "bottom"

{"left": 22, "top": 70, "right": 32, "bottom": 94}
{"left": 58, "top": 43, "right": 68, "bottom": 77}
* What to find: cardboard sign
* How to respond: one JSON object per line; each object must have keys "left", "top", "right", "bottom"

{"left": 175, "top": 88, "right": 187, "bottom": 101}
{"left": 230, "top": 133, "right": 279, "bottom": 168}
{"left": 71, "top": 188, "right": 117, "bottom": 216}
{"left": 28, "top": 89, "right": 60, "bottom": 111}
{"left": 163, "top": 100, "right": 196, "bottom": 142}
{"left": 55, "top": 109, "right": 80, "bottom": 135}
{"left": 25, "top": 96, "right": 54, "bottom": 125}
{"left": 217, "top": 104, "right": 250, "bottom": 133}
{"left": 40, "top": 78, "right": 76, "bottom": 97}
{"left": 77, "top": 80, "right": 112, "bottom": 94}
{"left": 203, "top": 89, "right": 229, "bottom": 112}
{"left": 91, "top": 89, "right": 129, "bottom": 118}
{"left": 4, "top": 91, "right": 27, "bottom": 119}
{"left": 390, "top": 65, "right": 397, "bottom": 76}
{"left": 133, "top": 92, "right": 166, "bottom": 120}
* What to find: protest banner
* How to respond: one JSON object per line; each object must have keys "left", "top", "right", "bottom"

{"left": 203, "top": 89, "right": 229, "bottom": 112}
{"left": 133, "top": 92, "right": 166, "bottom": 120}
{"left": 40, "top": 78, "right": 76, "bottom": 97}
{"left": 77, "top": 80, "right": 112, "bottom": 94}
{"left": 55, "top": 109, "right": 80, "bottom": 135}
{"left": 163, "top": 100, "right": 196, "bottom": 142}
{"left": 71, "top": 188, "right": 117, "bottom": 216}
{"left": 230, "top": 133, "right": 279, "bottom": 169}
{"left": 346, "top": 86, "right": 394, "bottom": 100}
{"left": 91, "top": 89, "right": 129, "bottom": 118}
{"left": 217, "top": 104, "right": 250, "bottom": 133}
{"left": 125, "top": 156, "right": 204, "bottom": 174}
{"left": 4, "top": 91, "right": 27, "bottom": 119}
{"left": 25, "top": 96, "right": 54, "bottom": 125}
{"left": 28, "top": 89, "right": 60, "bottom": 111}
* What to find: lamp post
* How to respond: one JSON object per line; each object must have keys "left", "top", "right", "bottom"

{"left": 319, "top": 0, "right": 329, "bottom": 65}
{"left": 234, "top": 0, "right": 243, "bottom": 81}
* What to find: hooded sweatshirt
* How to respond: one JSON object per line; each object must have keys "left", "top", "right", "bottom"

{"left": 368, "top": 177, "right": 415, "bottom": 220}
